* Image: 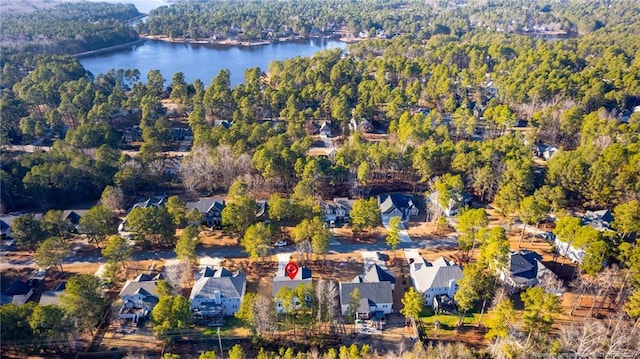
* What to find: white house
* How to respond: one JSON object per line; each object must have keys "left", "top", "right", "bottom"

{"left": 321, "top": 197, "right": 354, "bottom": 224}
{"left": 118, "top": 273, "right": 162, "bottom": 322}
{"left": 582, "top": 209, "right": 614, "bottom": 232}
{"left": 118, "top": 196, "right": 167, "bottom": 233}
{"left": 554, "top": 237, "right": 586, "bottom": 264}
{"left": 377, "top": 194, "right": 420, "bottom": 223}
{"left": 339, "top": 264, "right": 396, "bottom": 318}
{"left": 409, "top": 256, "right": 463, "bottom": 306}
{"left": 272, "top": 266, "right": 313, "bottom": 313}
{"left": 189, "top": 267, "right": 246, "bottom": 318}
{"left": 428, "top": 191, "right": 472, "bottom": 217}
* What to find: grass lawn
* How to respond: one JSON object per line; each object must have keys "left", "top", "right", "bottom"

{"left": 202, "top": 317, "right": 251, "bottom": 338}
{"left": 419, "top": 306, "right": 485, "bottom": 332}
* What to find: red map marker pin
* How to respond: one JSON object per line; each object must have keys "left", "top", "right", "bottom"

{"left": 285, "top": 261, "right": 299, "bottom": 280}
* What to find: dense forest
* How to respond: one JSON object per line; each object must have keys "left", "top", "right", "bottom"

{"left": 0, "top": 2, "right": 140, "bottom": 56}
{"left": 0, "top": 0, "right": 640, "bottom": 357}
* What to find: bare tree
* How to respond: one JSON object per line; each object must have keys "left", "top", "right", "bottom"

{"left": 254, "top": 294, "right": 277, "bottom": 336}
{"left": 559, "top": 320, "right": 607, "bottom": 357}
{"left": 297, "top": 239, "right": 312, "bottom": 262}
{"left": 180, "top": 145, "right": 217, "bottom": 194}
{"left": 164, "top": 260, "right": 192, "bottom": 294}
{"left": 316, "top": 279, "right": 327, "bottom": 322}
{"left": 100, "top": 186, "right": 125, "bottom": 214}
{"left": 326, "top": 280, "right": 340, "bottom": 323}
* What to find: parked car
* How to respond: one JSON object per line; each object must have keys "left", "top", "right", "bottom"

{"left": 274, "top": 240, "right": 288, "bottom": 247}
{"left": 376, "top": 252, "right": 389, "bottom": 261}
{"left": 537, "top": 232, "right": 555, "bottom": 241}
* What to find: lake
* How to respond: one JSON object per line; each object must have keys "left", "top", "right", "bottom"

{"left": 80, "top": 0, "right": 347, "bottom": 86}
{"left": 79, "top": 38, "right": 347, "bottom": 87}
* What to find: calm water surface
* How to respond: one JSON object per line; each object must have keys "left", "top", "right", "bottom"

{"left": 81, "top": 1, "right": 347, "bottom": 86}
{"left": 79, "top": 38, "right": 347, "bottom": 87}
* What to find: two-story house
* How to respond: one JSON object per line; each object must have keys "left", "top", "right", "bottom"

{"left": 186, "top": 198, "right": 226, "bottom": 228}
{"left": 500, "top": 250, "right": 557, "bottom": 293}
{"left": 339, "top": 264, "right": 395, "bottom": 320}
{"left": 321, "top": 197, "right": 354, "bottom": 224}
{"left": 272, "top": 266, "right": 313, "bottom": 313}
{"left": 118, "top": 273, "right": 163, "bottom": 322}
{"left": 189, "top": 267, "right": 246, "bottom": 320}
{"left": 409, "top": 256, "right": 463, "bottom": 306}
{"left": 377, "top": 194, "right": 420, "bottom": 223}
{"left": 118, "top": 196, "right": 167, "bottom": 233}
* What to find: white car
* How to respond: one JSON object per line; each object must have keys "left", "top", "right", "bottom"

{"left": 274, "top": 240, "right": 288, "bottom": 247}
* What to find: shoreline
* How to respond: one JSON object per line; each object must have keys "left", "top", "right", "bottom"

{"left": 72, "top": 39, "right": 145, "bottom": 57}
{"left": 140, "top": 33, "right": 361, "bottom": 46}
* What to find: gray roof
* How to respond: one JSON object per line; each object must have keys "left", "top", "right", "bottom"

{"left": 339, "top": 282, "right": 393, "bottom": 308}
{"left": 131, "top": 196, "right": 167, "bottom": 211}
{"left": 190, "top": 267, "right": 246, "bottom": 301}
{"left": 506, "top": 250, "right": 546, "bottom": 284}
{"left": 509, "top": 251, "right": 542, "bottom": 275}
{"left": 411, "top": 256, "right": 463, "bottom": 292}
{"left": 39, "top": 282, "right": 66, "bottom": 306}
{"left": 582, "top": 209, "right": 614, "bottom": 231}
{"left": 186, "top": 198, "right": 225, "bottom": 214}
{"left": 119, "top": 275, "right": 160, "bottom": 300}
{"left": 378, "top": 194, "right": 416, "bottom": 215}
{"left": 354, "top": 264, "right": 396, "bottom": 284}
{"left": 272, "top": 266, "right": 312, "bottom": 296}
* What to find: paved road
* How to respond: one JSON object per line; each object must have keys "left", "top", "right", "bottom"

{"left": 0, "top": 235, "right": 458, "bottom": 272}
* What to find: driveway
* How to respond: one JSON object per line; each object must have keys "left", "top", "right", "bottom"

{"left": 381, "top": 219, "right": 412, "bottom": 243}
{"left": 360, "top": 250, "right": 387, "bottom": 272}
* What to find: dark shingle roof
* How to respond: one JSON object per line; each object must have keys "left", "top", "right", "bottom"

{"left": 356, "top": 264, "right": 396, "bottom": 284}
{"left": 3, "top": 280, "right": 32, "bottom": 296}
{"left": 339, "top": 282, "right": 393, "bottom": 308}
{"left": 377, "top": 194, "right": 416, "bottom": 214}
{"left": 186, "top": 198, "right": 225, "bottom": 213}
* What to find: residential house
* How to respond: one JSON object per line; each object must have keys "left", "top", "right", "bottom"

{"left": 189, "top": 267, "right": 246, "bottom": 320}
{"left": 554, "top": 236, "right": 586, "bottom": 264}
{"left": 377, "top": 194, "right": 420, "bottom": 223}
{"left": 1, "top": 280, "right": 34, "bottom": 306}
{"left": 62, "top": 210, "right": 88, "bottom": 233}
{"left": 339, "top": 264, "right": 395, "bottom": 319}
{"left": 321, "top": 197, "right": 354, "bottom": 224}
{"left": 256, "top": 200, "right": 267, "bottom": 222}
{"left": 428, "top": 191, "right": 472, "bottom": 217}
{"left": 118, "top": 273, "right": 162, "bottom": 322}
{"left": 349, "top": 118, "right": 374, "bottom": 133}
{"left": 318, "top": 121, "right": 333, "bottom": 138}
{"left": 0, "top": 214, "right": 18, "bottom": 239}
{"left": 272, "top": 266, "right": 313, "bottom": 313}
{"left": 409, "top": 256, "right": 463, "bottom": 306}
{"left": 582, "top": 209, "right": 614, "bottom": 232}
{"left": 499, "top": 250, "right": 557, "bottom": 293}
{"left": 534, "top": 144, "right": 559, "bottom": 161}
{"left": 39, "top": 282, "right": 66, "bottom": 306}
{"left": 118, "top": 196, "right": 167, "bottom": 232}
{"left": 186, "top": 198, "right": 225, "bottom": 228}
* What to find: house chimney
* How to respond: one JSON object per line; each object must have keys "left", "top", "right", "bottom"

{"left": 214, "top": 290, "right": 221, "bottom": 304}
